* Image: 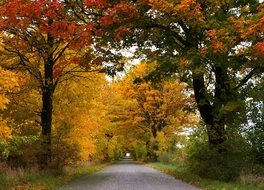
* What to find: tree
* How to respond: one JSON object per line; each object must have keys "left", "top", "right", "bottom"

{"left": 50, "top": 72, "right": 108, "bottom": 168}
{"left": 0, "top": 0, "right": 140, "bottom": 167}
{"left": 0, "top": 68, "right": 20, "bottom": 138}
{"left": 0, "top": 67, "right": 20, "bottom": 110}
{"left": 106, "top": 62, "right": 198, "bottom": 159}
{"left": 0, "top": 0, "right": 109, "bottom": 167}
{"left": 104, "top": 0, "right": 264, "bottom": 150}
{"left": 0, "top": 67, "right": 20, "bottom": 160}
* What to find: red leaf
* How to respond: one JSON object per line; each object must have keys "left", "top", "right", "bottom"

{"left": 254, "top": 42, "right": 264, "bottom": 57}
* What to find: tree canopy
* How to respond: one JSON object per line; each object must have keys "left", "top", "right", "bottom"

{"left": 0, "top": 1, "right": 263, "bottom": 185}
{"left": 100, "top": 0, "right": 264, "bottom": 149}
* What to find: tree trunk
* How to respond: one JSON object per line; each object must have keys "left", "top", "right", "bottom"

{"left": 39, "top": 27, "right": 56, "bottom": 168}
{"left": 40, "top": 49, "right": 54, "bottom": 167}
{"left": 206, "top": 122, "right": 227, "bottom": 148}
{"left": 40, "top": 84, "right": 53, "bottom": 167}
{"left": 192, "top": 71, "right": 227, "bottom": 150}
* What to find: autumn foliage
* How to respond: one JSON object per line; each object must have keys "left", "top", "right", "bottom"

{"left": 0, "top": 0, "right": 138, "bottom": 167}
{"left": 0, "top": 1, "right": 263, "bottom": 188}
{"left": 104, "top": 62, "right": 198, "bottom": 160}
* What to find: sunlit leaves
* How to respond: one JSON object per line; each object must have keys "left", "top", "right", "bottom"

{"left": 105, "top": 62, "right": 198, "bottom": 157}
{"left": 0, "top": 119, "right": 12, "bottom": 141}
{"left": 52, "top": 72, "right": 108, "bottom": 162}
{"left": 148, "top": 0, "right": 204, "bottom": 27}
{"left": 0, "top": 68, "right": 20, "bottom": 110}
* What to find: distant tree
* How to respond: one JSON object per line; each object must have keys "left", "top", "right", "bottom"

{"left": 106, "top": 62, "right": 198, "bottom": 159}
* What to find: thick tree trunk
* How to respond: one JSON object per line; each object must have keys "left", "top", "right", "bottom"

{"left": 40, "top": 84, "right": 53, "bottom": 167}
{"left": 39, "top": 28, "right": 56, "bottom": 168}
{"left": 40, "top": 47, "right": 54, "bottom": 167}
{"left": 206, "top": 123, "right": 227, "bottom": 148}
{"left": 192, "top": 71, "right": 228, "bottom": 150}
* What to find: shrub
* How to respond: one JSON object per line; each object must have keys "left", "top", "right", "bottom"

{"left": 4, "top": 135, "right": 40, "bottom": 168}
{"left": 132, "top": 141, "right": 147, "bottom": 161}
{"left": 51, "top": 122, "right": 81, "bottom": 172}
{"left": 146, "top": 138, "right": 159, "bottom": 161}
{"left": 240, "top": 173, "right": 264, "bottom": 186}
{"left": 157, "top": 151, "right": 177, "bottom": 163}
{"left": 107, "top": 136, "right": 123, "bottom": 161}
{"left": 184, "top": 127, "right": 250, "bottom": 182}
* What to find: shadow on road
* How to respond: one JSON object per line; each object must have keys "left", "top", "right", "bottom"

{"left": 113, "top": 158, "right": 138, "bottom": 165}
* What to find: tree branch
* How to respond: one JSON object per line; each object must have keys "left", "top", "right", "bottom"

{"left": 235, "top": 68, "right": 262, "bottom": 90}
{"left": 145, "top": 22, "right": 187, "bottom": 48}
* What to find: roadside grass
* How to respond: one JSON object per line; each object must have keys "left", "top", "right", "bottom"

{"left": 0, "top": 162, "right": 108, "bottom": 190}
{"left": 148, "top": 162, "right": 264, "bottom": 190}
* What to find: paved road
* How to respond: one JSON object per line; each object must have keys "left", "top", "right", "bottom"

{"left": 60, "top": 159, "right": 200, "bottom": 190}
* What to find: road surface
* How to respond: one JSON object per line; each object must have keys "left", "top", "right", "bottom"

{"left": 60, "top": 159, "right": 200, "bottom": 190}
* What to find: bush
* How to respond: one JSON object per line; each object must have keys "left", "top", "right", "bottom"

{"left": 184, "top": 127, "right": 250, "bottom": 182}
{"left": 132, "top": 141, "right": 147, "bottom": 161}
{"left": 51, "top": 122, "right": 81, "bottom": 172}
{"left": 5, "top": 135, "right": 40, "bottom": 168}
{"left": 146, "top": 138, "right": 159, "bottom": 161}
{"left": 0, "top": 120, "right": 40, "bottom": 168}
{"left": 107, "top": 136, "right": 123, "bottom": 161}
{"left": 157, "top": 151, "right": 177, "bottom": 163}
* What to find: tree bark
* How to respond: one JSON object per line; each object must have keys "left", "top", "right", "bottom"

{"left": 40, "top": 32, "right": 55, "bottom": 167}
{"left": 192, "top": 70, "right": 228, "bottom": 150}
{"left": 40, "top": 61, "right": 54, "bottom": 167}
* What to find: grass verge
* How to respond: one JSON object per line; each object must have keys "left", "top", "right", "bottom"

{"left": 147, "top": 162, "right": 264, "bottom": 190}
{"left": 0, "top": 162, "right": 109, "bottom": 190}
